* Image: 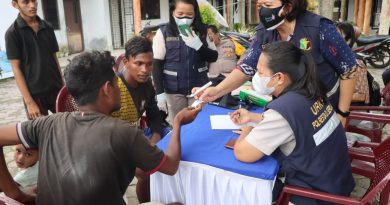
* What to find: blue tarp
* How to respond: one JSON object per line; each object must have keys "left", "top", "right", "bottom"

{"left": 0, "top": 51, "right": 13, "bottom": 80}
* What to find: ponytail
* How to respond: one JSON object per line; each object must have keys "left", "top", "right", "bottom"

{"left": 298, "top": 50, "right": 328, "bottom": 102}
{"left": 262, "top": 41, "right": 327, "bottom": 101}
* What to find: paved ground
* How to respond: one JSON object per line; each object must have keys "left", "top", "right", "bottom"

{"left": 0, "top": 51, "right": 388, "bottom": 204}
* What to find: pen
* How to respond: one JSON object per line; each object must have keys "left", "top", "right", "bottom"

{"left": 187, "top": 81, "right": 213, "bottom": 98}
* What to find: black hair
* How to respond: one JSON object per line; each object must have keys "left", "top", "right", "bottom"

{"left": 262, "top": 41, "right": 327, "bottom": 101}
{"left": 208, "top": 25, "right": 219, "bottom": 34}
{"left": 64, "top": 51, "right": 115, "bottom": 106}
{"left": 281, "top": 0, "right": 308, "bottom": 21}
{"left": 124, "top": 36, "right": 153, "bottom": 59}
{"left": 169, "top": 0, "right": 207, "bottom": 38}
{"left": 335, "top": 22, "right": 356, "bottom": 48}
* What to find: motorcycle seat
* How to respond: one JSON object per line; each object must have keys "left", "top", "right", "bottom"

{"left": 221, "top": 31, "right": 251, "bottom": 39}
{"left": 356, "top": 35, "right": 390, "bottom": 46}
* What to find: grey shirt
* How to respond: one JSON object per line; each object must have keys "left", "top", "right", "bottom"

{"left": 17, "top": 112, "right": 165, "bottom": 205}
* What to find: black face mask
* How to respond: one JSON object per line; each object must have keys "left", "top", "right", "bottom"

{"left": 259, "top": 5, "right": 285, "bottom": 30}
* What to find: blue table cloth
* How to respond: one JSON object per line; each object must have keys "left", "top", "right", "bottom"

{"left": 157, "top": 104, "right": 279, "bottom": 180}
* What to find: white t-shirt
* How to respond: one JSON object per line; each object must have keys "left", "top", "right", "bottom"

{"left": 13, "top": 161, "right": 39, "bottom": 188}
{"left": 245, "top": 109, "right": 296, "bottom": 156}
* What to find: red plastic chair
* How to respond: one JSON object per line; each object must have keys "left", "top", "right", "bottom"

{"left": 113, "top": 53, "right": 125, "bottom": 74}
{"left": 276, "top": 112, "right": 390, "bottom": 205}
{"left": 347, "top": 83, "right": 390, "bottom": 143}
{"left": 55, "top": 86, "right": 79, "bottom": 112}
{"left": 348, "top": 135, "right": 390, "bottom": 205}
{"left": 346, "top": 109, "right": 390, "bottom": 143}
{"left": 276, "top": 173, "right": 390, "bottom": 205}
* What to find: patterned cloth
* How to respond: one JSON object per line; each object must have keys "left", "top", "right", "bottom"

{"left": 354, "top": 60, "right": 370, "bottom": 104}
{"left": 319, "top": 20, "right": 357, "bottom": 79}
{"left": 239, "top": 19, "right": 356, "bottom": 79}
{"left": 111, "top": 77, "right": 140, "bottom": 126}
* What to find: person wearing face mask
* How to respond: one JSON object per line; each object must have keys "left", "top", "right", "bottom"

{"left": 207, "top": 25, "right": 237, "bottom": 79}
{"left": 152, "top": 0, "right": 218, "bottom": 123}
{"left": 230, "top": 41, "right": 354, "bottom": 204}
{"left": 196, "top": 0, "right": 357, "bottom": 127}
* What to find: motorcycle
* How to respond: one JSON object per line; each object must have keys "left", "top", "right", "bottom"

{"left": 220, "top": 31, "right": 252, "bottom": 48}
{"left": 354, "top": 35, "right": 390, "bottom": 69}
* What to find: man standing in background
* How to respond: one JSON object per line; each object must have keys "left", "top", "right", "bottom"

{"left": 5, "top": 0, "right": 63, "bottom": 119}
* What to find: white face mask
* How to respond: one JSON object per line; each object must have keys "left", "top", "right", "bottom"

{"left": 174, "top": 16, "right": 194, "bottom": 26}
{"left": 252, "top": 72, "right": 276, "bottom": 96}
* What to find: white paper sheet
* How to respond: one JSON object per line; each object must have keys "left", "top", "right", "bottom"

{"left": 210, "top": 115, "right": 257, "bottom": 130}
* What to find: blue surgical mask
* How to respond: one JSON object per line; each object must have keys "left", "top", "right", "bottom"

{"left": 174, "top": 16, "right": 194, "bottom": 26}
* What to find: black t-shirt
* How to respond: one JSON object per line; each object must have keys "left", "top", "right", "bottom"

{"left": 17, "top": 112, "right": 165, "bottom": 205}
{"left": 120, "top": 76, "right": 164, "bottom": 135}
{"left": 5, "top": 14, "right": 63, "bottom": 96}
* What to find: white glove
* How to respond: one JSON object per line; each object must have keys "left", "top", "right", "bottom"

{"left": 180, "top": 30, "right": 203, "bottom": 51}
{"left": 156, "top": 93, "right": 168, "bottom": 113}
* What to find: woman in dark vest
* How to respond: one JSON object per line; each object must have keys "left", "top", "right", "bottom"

{"left": 153, "top": 0, "right": 218, "bottom": 122}
{"left": 230, "top": 41, "right": 354, "bottom": 204}
{"left": 196, "top": 0, "right": 356, "bottom": 126}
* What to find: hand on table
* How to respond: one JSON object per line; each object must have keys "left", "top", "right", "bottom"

{"left": 230, "top": 109, "right": 251, "bottom": 125}
{"left": 174, "top": 106, "right": 202, "bottom": 125}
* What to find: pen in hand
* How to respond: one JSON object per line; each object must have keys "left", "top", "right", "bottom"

{"left": 187, "top": 81, "right": 212, "bottom": 98}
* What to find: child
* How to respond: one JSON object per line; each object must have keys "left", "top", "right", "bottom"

{"left": 12, "top": 144, "right": 39, "bottom": 188}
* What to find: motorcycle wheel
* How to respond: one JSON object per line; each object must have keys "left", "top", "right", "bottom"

{"left": 367, "top": 46, "right": 390, "bottom": 69}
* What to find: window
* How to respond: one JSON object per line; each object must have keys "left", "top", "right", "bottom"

{"left": 141, "top": 0, "right": 161, "bottom": 20}
{"left": 41, "top": 0, "right": 60, "bottom": 30}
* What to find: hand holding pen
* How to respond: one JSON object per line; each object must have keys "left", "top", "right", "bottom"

{"left": 230, "top": 109, "right": 264, "bottom": 125}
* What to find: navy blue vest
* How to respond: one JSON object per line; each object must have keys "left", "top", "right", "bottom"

{"left": 160, "top": 24, "right": 209, "bottom": 95}
{"left": 256, "top": 12, "right": 340, "bottom": 108}
{"left": 267, "top": 91, "right": 354, "bottom": 204}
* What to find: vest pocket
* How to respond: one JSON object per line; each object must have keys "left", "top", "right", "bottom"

{"left": 165, "top": 41, "right": 180, "bottom": 62}
{"left": 163, "top": 70, "right": 178, "bottom": 91}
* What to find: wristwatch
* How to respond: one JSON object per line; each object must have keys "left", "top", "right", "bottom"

{"left": 336, "top": 108, "right": 350, "bottom": 118}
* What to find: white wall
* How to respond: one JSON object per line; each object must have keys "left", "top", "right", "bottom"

{"left": 347, "top": 0, "right": 355, "bottom": 23}
{"left": 141, "top": 0, "right": 169, "bottom": 28}
{"left": 0, "top": 1, "right": 68, "bottom": 52}
{"left": 0, "top": 2, "right": 19, "bottom": 51}
{"left": 79, "top": 0, "right": 113, "bottom": 51}
{"left": 53, "top": 0, "right": 69, "bottom": 49}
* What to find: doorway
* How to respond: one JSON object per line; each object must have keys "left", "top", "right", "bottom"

{"left": 63, "top": 0, "right": 84, "bottom": 54}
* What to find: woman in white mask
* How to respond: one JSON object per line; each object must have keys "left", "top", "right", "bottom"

{"left": 152, "top": 0, "right": 217, "bottom": 123}
{"left": 195, "top": 0, "right": 357, "bottom": 127}
{"left": 230, "top": 41, "right": 354, "bottom": 204}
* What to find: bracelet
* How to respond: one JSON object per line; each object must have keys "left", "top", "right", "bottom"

{"left": 335, "top": 107, "right": 350, "bottom": 118}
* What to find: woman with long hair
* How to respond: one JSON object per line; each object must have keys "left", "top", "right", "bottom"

{"left": 197, "top": 0, "right": 357, "bottom": 126}
{"left": 230, "top": 41, "right": 354, "bottom": 204}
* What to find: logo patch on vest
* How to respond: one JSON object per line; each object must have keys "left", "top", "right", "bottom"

{"left": 166, "top": 37, "right": 180, "bottom": 42}
{"left": 299, "top": 38, "right": 312, "bottom": 50}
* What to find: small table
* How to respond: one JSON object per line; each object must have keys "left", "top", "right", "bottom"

{"left": 151, "top": 104, "right": 279, "bottom": 205}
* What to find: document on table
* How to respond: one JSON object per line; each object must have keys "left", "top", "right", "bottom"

{"left": 210, "top": 115, "right": 257, "bottom": 130}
